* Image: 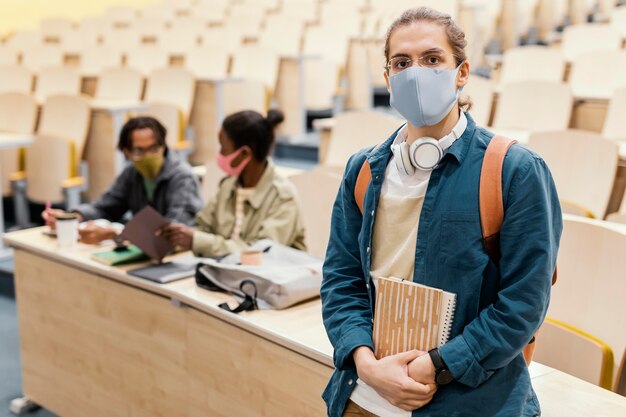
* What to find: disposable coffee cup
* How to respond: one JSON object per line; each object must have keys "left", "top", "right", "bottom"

{"left": 56, "top": 213, "right": 79, "bottom": 249}
{"left": 240, "top": 250, "right": 262, "bottom": 266}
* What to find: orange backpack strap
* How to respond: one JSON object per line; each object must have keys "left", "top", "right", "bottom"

{"left": 354, "top": 144, "right": 384, "bottom": 214}
{"left": 355, "top": 160, "right": 371, "bottom": 214}
{"left": 479, "top": 135, "right": 517, "bottom": 262}
{"left": 480, "top": 136, "right": 558, "bottom": 286}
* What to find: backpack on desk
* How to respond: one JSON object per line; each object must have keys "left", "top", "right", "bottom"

{"left": 353, "top": 136, "right": 557, "bottom": 365}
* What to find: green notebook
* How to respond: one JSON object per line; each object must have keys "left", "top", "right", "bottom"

{"left": 91, "top": 245, "right": 149, "bottom": 266}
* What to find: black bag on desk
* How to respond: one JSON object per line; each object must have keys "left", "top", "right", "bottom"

{"left": 195, "top": 240, "right": 323, "bottom": 312}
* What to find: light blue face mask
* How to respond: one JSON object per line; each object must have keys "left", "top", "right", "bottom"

{"left": 389, "top": 65, "right": 462, "bottom": 127}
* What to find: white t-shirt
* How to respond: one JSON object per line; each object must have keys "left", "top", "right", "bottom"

{"left": 350, "top": 114, "right": 467, "bottom": 417}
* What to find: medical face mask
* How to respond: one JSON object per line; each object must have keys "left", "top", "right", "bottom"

{"left": 389, "top": 65, "right": 462, "bottom": 127}
{"left": 133, "top": 154, "right": 164, "bottom": 180}
{"left": 216, "top": 147, "right": 251, "bottom": 177}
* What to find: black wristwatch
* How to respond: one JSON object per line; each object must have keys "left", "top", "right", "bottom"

{"left": 428, "top": 348, "right": 454, "bottom": 385}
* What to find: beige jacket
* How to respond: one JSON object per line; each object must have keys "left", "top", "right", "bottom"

{"left": 192, "top": 161, "right": 306, "bottom": 257}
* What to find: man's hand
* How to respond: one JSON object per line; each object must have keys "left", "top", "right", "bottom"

{"left": 156, "top": 223, "right": 194, "bottom": 251}
{"left": 408, "top": 351, "right": 436, "bottom": 385}
{"left": 353, "top": 347, "right": 437, "bottom": 411}
{"left": 78, "top": 222, "right": 116, "bottom": 244}
{"left": 42, "top": 209, "right": 82, "bottom": 230}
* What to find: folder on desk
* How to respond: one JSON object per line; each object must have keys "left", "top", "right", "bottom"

{"left": 373, "top": 276, "right": 457, "bottom": 359}
{"left": 92, "top": 244, "right": 149, "bottom": 266}
{"left": 121, "top": 205, "right": 173, "bottom": 262}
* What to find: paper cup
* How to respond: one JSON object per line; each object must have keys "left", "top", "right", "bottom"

{"left": 240, "top": 250, "right": 262, "bottom": 266}
{"left": 56, "top": 213, "right": 79, "bottom": 249}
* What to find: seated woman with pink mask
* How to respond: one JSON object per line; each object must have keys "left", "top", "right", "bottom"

{"left": 158, "top": 109, "right": 306, "bottom": 257}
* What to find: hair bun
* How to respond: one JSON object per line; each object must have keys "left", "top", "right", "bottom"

{"left": 265, "top": 109, "right": 285, "bottom": 129}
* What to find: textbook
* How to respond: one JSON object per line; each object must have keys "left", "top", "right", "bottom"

{"left": 91, "top": 245, "right": 149, "bottom": 266}
{"left": 373, "top": 276, "right": 457, "bottom": 359}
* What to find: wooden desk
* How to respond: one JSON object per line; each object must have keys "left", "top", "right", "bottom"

{"left": 3, "top": 228, "right": 626, "bottom": 417}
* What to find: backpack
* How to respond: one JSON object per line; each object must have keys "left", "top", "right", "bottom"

{"left": 195, "top": 240, "right": 323, "bottom": 312}
{"left": 353, "top": 136, "right": 557, "bottom": 365}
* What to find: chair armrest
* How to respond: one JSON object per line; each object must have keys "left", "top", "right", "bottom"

{"left": 9, "top": 171, "right": 26, "bottom": 182}
{"left": 61, "top": 176, "right": 86, "bottom": 190}
{"left": 561, "top": 200, "right": 596, "bottom": 219}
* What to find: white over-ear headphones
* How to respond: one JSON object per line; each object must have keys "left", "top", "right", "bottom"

{"left": 391, "top": 113, "right": 467, "bottom": 176}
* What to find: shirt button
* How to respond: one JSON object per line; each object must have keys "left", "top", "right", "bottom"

{"left": 366, "top": 283, "right": 370, "bottom": 289}
{"left": 370, "top": 210, "right": 374, "bottom": 216}
{"left": 366, "top": 246, "right": 370, "bottom": 253}
{"left": 348, "top": 379, "right": 354, "bottom": 385}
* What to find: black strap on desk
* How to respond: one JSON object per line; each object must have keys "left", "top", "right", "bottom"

{"left": 218, "top": 280, "right": 258, "bottom": 314}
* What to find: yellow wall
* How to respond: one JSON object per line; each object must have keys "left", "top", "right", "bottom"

{"left": 0, "top": 0, "right": 158, "bottom": 35}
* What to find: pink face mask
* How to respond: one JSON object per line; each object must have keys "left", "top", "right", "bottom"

{"left": 216, "top": 147, "right": 251, "bottom": 177}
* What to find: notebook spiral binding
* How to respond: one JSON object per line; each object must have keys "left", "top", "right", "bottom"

{"left": 439, "top": 298, "right": 456, "bottom": 347}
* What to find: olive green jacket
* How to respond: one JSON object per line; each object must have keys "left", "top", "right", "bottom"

{"left": 192, "top": 161, "right": 307, "bottom": 257}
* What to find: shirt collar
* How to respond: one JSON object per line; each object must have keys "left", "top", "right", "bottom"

{"left": 444, "top": 112, "right": 476, "bottom": 165}
{"left": 228, "top": 160, "right": 276, "bottom": 209}
{"left": 392, "top": 111, "right": 468, "bottom": 152}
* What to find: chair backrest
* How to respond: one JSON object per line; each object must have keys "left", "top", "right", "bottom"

{"left": 549, "top": 214, "right": 626, "bottom": 379}
{"left": 492, "top": 81, "right": 573, "bottom": 132}
{"left": 35, "top": 66, "right": 81, "bottom": 101}
{"left": 528, "top": 130, "right": 619, "bottom": 219}
{"left": 142, "top": 103, "right": 181, "bottom": 148}
{"left": 461, "top": 75, "right": 494, "bottom": 127}
{"left": 40, "top": 18, "right": 74, "bottom": 42}
{"left": 259, "top": 15, "right": 303, "bottom": 56}
{"left": 499, "top": 46, "right": 566, "bottom": 86}
{"left": 101, "top": 27, "right": 141, "bottom": 54}
{"left": 184, "top": 46, "right": 229, "bottom": 80}
{"left": 79, "top": 47, "right": 123, "bottom": 76}
{"left": 126, "top": 45, "right": 170, "bottom": 76}
{"left": 303, "top": 58, "right": 338, "bottom": 111}
{"left": 0, "top": 46, "right": 18, "bottom": 66}
{"left": 289, "top": 169, "right": 343, "bottom": 258}
{"left": 534, "top": 317, "right": 614, "bottom": 389}
{"left": 95, "top": 67, "right": 144, "bottom": 101}
{"left": 303, "top": 25, "right": 349, "bottom": 67}
{"left": 0, "top": 92, "right": 38, "bottom": 195}
{"left": 0, "top": 92, "right": 38, "bottom": 133}
{"left": 230, "top": 45, "right": 280, "bottom": 93}
{"left": 144, "top": 67, "right": 196, "bottom": 121}
{"left": 223, "top": 78, "right": 268, "bottom": 116}
{"left": 602, "top": 87, "right": 626, "bottom": 141}
{"left": 38, "top": 94, "right": 91, "bottom": 161}
{"left": 323, "top": 111, "right": 404, "bottom": 168}
{"left": 26, "top": 135, "right": 75, "bottom": 203}
{"left": 0, "top": 65, "right": 33, "bottom": 94}
{"left": 6, "top": 30, "right": 42, "bottom": 51}
{"left": 610, "top": 5, "right": 626, "bottom": 38}
{"left": 21, "top": 45, "right": 64, "bottom": 72}
{"left": 104, "top": 6, "right": 137, "bottom": 27}
{"left": 561, "top": 24, "right": 622, "bottom": 62}
{"left": 569, "top": 50, "right": 626, "bottom": 99}
{"left": 159, "top": 26, "right": 201, "bottom": 56}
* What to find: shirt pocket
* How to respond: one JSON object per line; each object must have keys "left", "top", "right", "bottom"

{"left": 440, "top": 211, "right": 486, "bottom": 271}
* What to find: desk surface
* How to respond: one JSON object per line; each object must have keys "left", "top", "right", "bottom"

{"left": 3, "top": 227, "right": 626, "bottom": 416}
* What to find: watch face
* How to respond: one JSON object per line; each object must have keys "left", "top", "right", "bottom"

{"left": 436, "top": 369, "right": 454, "bottom": 385}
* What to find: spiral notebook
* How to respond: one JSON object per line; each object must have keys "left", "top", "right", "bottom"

{"left": 373, "top": 276, "right": 457, "bottom": 359}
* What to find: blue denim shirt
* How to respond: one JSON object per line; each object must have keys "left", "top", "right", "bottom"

{"left": 320, "top": 113, "right": 562, "bottom": 417}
